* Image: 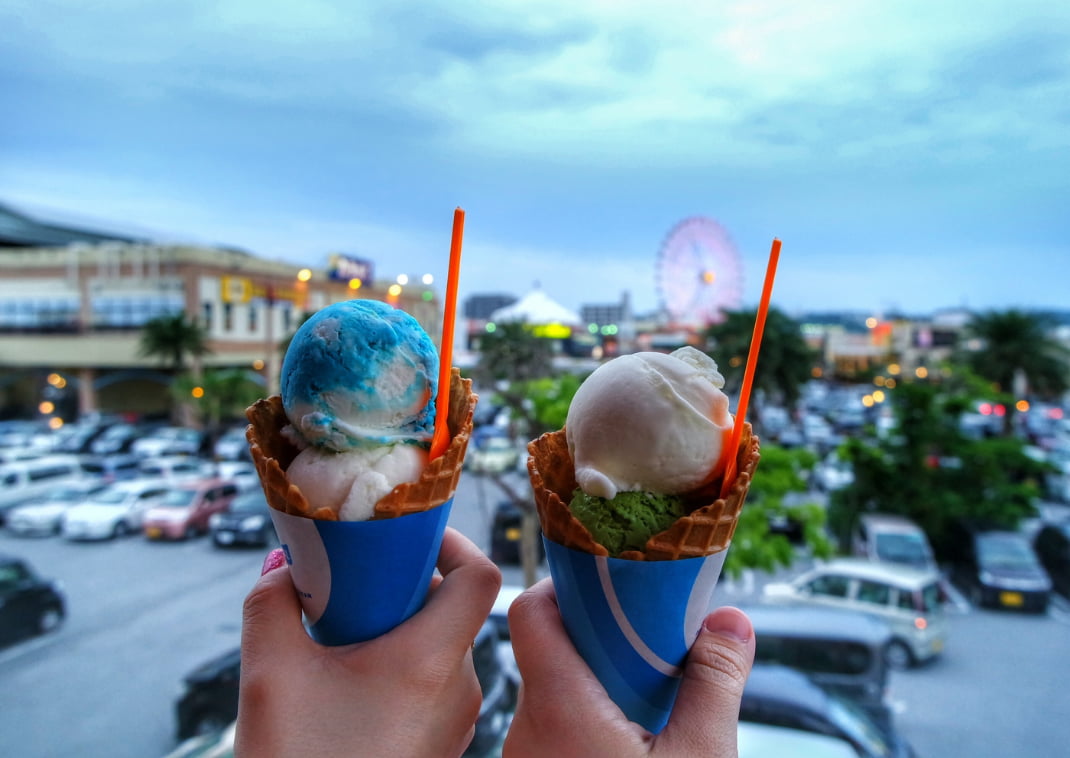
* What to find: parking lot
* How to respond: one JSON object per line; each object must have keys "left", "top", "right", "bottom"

{"left": 1, "top": 469, "right": 1069, "bottom": 757}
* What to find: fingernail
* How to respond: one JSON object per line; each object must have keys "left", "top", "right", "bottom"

{"left": 704, "top": 607, "right": 752, "bottom": 643}
{"left": 261, "top": 548, "right": 286, "bottom": 575}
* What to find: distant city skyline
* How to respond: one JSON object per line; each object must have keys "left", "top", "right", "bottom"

{"left": 2, "top": 1, "right": 1067, "bottom": 319}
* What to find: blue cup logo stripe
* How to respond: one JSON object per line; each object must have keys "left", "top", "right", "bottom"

{"left": 270, "top": 501, "right": 453, "bottom": 646}
{"left": 545, "top": 538, "right": 727, "bottom": 733}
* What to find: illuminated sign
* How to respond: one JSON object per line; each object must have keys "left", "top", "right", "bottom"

{"left": 328, "top": 254, "right": 374, "bottom": 284}
{"left": 531, "top": 323, "right": 572, "bottom": 339}
{"left": 221, "top": 276, "right": 253, "bottom": 304}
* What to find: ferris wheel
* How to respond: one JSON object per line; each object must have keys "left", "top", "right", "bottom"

{"left": 655, "top": 217, "right": 744, "bottom": 327}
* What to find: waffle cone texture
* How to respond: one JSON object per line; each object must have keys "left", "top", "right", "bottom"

{"left": 527, "top": 423, "right": 760, "bottom": 561}
{"left": 246, "top": 368, "right": 477, "bottom": 521}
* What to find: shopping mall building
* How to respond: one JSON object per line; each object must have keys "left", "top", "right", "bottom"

{"left": 0, "top": 203, "right": 441, "bottom": 423}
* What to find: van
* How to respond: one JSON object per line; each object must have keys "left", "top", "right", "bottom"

{"left": 743, "top": 604, "right": 895, "bottom": 733}
{"left": 0, "top": 455, "right": 85, "bottom": 524}
{"left": 763, "top": 558, "right": 948, "bottom": 670}
{"left": 852, "top": 514, "right": 937, "bottom": 572}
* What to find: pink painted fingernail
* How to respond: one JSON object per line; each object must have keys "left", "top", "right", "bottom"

{"left": 261, "top": 548, "right": 286, "bottom": 575}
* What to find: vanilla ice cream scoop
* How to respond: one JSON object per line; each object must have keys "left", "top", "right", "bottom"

{"left": 565, "top": 347, "right": 734, "bottom": 499}
{"left": 281, "top": 299, "right": 438, "bottom": 452}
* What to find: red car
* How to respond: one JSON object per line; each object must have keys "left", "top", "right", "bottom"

{"left": 142, "top": 478, "right": 239, "bottom": 541}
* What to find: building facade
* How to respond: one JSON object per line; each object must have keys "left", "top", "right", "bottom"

{"left": 0, "top": 241, "right": 441, "bottom": 423}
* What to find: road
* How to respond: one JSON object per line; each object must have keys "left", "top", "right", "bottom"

{"left": 0, "top": 470, "right": 1068, "bottom": 757}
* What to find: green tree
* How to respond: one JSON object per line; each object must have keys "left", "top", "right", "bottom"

{"left": 956, "top": 309, "right": 1070, "bottom": 435}
{"left": 173, "top": 368, "right": 264, "bottom": 446}
{"left": 472, "top": 322, "right": 563, "bottom": 587}
{"left": 138, "top": 313, "right": 212, "bottom": 372}
{"left": 724, "top": 444, "right": 833, "bottom": 578}
{"left": 138, "top": 313, "right": 212, "bottom": 423}
{"left": 828, "top": 379, "right": 1049, "bottom": 559}
{"left": 704, "top": 307, "right": 816, "bottom": 416}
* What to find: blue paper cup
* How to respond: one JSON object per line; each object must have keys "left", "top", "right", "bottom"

{"left": 544, "top": 537, "right": 729, "bottom": 733}
{"left": 269, "top": 500, "right": 453, "bottom": 645}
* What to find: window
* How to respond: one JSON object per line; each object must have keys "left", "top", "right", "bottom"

{"left": 856, "top": 580, "right": 891, "bottom": 606}
{"left": 248, "top": 304, "right": 259, "bottom": 332}
{"left": 808, "top": 574, "right": 851, "bottom": 598}
{"left": 223, "top": 303, "right": 234, "bottom": 331}
{"left": 29, "top": 465, "right": 75, "bottom": 482}
{"left": 0, "top": 561, "right": 31, "bottom": 589}
{"left": 754, "top": 636, "right": 874, "bottom": 675}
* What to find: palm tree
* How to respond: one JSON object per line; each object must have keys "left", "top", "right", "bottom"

{"left": 138, "top": 313, "right": 212, "bottom": 372}
{"left": 704, "top": 307, "right": 816, "bottom": 415}
{"left": 957, "top": 309, "right": 1070, "bottom": 435}
{"left": 139, "top": 313, "right": 212, "bottom": 425}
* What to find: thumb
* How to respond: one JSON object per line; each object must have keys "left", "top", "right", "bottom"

{"left": 659, "top": 607, "right": 755, "bottom": 754}
{"left": 241, "top": 548, "right": 310, "bottom": 660}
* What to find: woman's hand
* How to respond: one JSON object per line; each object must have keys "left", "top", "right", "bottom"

{"left": 235, "top": 527, "right": 502, "bottom": 758}
{"left": 503, "top": 578, "right": 755, "bottom": 758}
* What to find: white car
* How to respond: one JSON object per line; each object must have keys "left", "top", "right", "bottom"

{"left": 6, "top": 480, "right": 110, "bottom": 536}
{"left": 738, "top": 722, "right": 858, "bottom": 758}
{"left": 131, "top": 427, "right": 204, "bottom": 458}
{"left": 468, "top": 436, "right": 520, "bottom": 474}
{"left": 62, "top": 480, "right": 171, "bottom": 540}
{"left": 211, "top": 461, "right": 260, "bottom": 492}
{"left": 138, "top": 456, "right": 210, "bottom": 482}
{"left": 813, "top": 453, "right": 854, "bottom": 492}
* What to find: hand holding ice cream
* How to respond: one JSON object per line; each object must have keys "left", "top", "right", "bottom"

{"left": 244, "top": 298, "right": 478, "bottom": 644}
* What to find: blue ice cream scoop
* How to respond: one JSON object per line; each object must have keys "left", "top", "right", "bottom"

{"left": 280, "top": 300, "right": 439, "bottom": 452}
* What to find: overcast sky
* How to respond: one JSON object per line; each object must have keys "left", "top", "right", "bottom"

{"left": 3, "top": 0, "right": 1068, "bottom": 320}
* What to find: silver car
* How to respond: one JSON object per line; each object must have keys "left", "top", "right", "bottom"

{"left": 763, "top": 558, "right": 948, "bottom": 670}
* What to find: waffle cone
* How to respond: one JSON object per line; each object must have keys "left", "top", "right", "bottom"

{"left": 245, "top": 368, "right": 477, "bottom": 521}
{"left": 526, "top": 424, "right": 760, "bottom": 561}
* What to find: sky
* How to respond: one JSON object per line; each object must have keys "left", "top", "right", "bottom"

{"left": 2, "top": 0, "right": 1069, "bottom": 322}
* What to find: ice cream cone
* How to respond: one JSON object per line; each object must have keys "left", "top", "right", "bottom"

{"left": 242, "top": 368, "right": 477, "bottom": 645}
{"left": 527, "top": 422, "right": 760, "bottom": 561}
{"left": 245, "top": 368, "right": 477, "bottom": 521}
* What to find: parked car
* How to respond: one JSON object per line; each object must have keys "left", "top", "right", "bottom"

{"left": 211, "top": 461, "right": 260, "bottom": 492}
{"left": 742, "top": 604, "right": 895, "bottom": 733}
{"left": 737, "top": 721, "right": 860, "bottom": 758}
{"left": 212, "top": 426, "right": 251, "bottom": 462}
{"left": 468, "top": 434, "right": 521, "bottom": 475}
{"left": 89, "top": 422, "right": 149, "bottom": 455}
{"left": 173, "top": 620, "right": 514, "bottom": 754}
{"left": 741, "top": 664, "right": 916, "bottom": 758}
{"left": 131, "top": 426, "right": 204, "bottom": 458}
{"left": 1033, "top": 520, "right": 1070, "bottom": 599}
{"left": 5, "top": 479, "right": 110, "bottom": 536}
{"left": 164, "top": 721, "right": 235, "bottom": 758}
{"left": 489, "top": 501, "right": 544, "bottom": 565}
{"left": 62, "top": 479, "right": 171, "bottom": 540}
{"left": 50, "top": 420, "right": 117, "bottom": 454}
{"left": 763, "top": 558, "right": 947, "bottom": 669}
{"left": 0, "top": 455, "right": 87, "bottom": 525}
{"left": 0, "top": 554, "right": 66, "bottom": 646}
{"left": 78, "top": 453, "right": 142, "bottom": 484}
{"left": 209, "top": 489, "right": 276, "bottom": 548}
{"left": 0, "top": 419, "right": 54, "bottom": 452}
{"left": 138, "top": 456, "right": 209, "bottom": 482}
{"left": 852, "top": 514, "right": 937, "bottom": 572}
{"left": 813, "top": 453, "right": 855, "bottom": 492}
{"left": 946, "top": 523, "right": 1052, "bottom": 613}
{"left": 142, "top": 478, "right": 240, "bottom": 541}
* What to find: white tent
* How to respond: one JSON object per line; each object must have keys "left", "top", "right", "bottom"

{"left": 488, "top": 289, "right": 582, "bottom": 326}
